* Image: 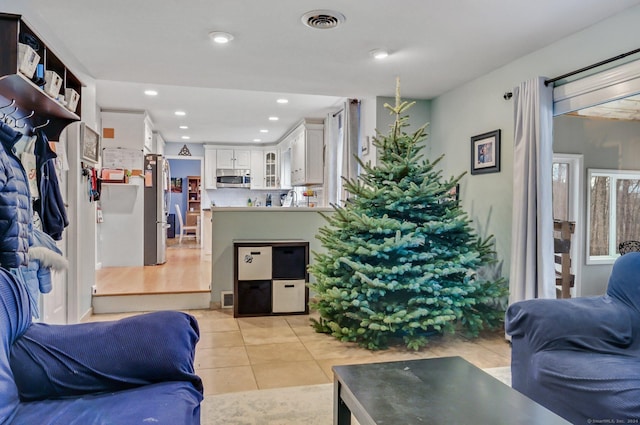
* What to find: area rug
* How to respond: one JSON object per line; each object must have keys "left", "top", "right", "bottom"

{"left": 200, "top": 367, "right": 511, "bottom": 425}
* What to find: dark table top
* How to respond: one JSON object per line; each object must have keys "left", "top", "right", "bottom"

{"left": 333, "top": 356, "right": 570, "bottom": 425}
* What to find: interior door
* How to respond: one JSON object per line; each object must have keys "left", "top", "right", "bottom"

{"left": 552, "top": 154, "right": 584, "bottom": 297}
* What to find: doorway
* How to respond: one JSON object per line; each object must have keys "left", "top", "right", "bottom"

{"left": 551, "top": 154, "right": 584, "bottom": 297}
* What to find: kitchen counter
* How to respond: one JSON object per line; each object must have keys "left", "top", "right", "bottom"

{"left": 210, "top": 207, "right": 334, "bottom": 305}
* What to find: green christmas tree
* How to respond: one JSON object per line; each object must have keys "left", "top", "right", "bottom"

{"left": 308, "top": 83, "right": 507, "bottom": 350}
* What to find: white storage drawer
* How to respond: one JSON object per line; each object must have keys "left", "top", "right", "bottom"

{"left": 272, "top": 279, "right": 306, "bottom": 313}
{"left": 237, "top": 246, "right": 272, "bottom": 280}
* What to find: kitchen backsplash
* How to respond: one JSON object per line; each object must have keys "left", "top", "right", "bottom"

{"left": 206, "top": 187, "right": 324, "bottom": 208}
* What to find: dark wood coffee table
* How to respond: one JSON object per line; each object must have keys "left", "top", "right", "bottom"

{"left": 333, "top": 356, "right": 569, "bottom": 425}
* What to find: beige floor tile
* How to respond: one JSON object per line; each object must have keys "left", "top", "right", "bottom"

{"left": 241, "top": 326, "right": 300, "bottom": 345}
{"left": 185, "top": 309, "right": 233, "bottom": 320}
{"left": 245, "top": 342, "right": 313, "bottom": 365}
{"left": 197, "top": 366, "right": 257, "bottom": 396}
{"left": 196, "top": 317, "right": 239, "bottom": 333}
{"left": 198, "top": 331, "right": 244, "bottom": 349}
{"left": 195, "top": 346, "right": 250, "bottom": 369}
{"left": 252, "top": 360, "right": 331, "bottom": 389}
{"left": 301, "top": 334, "right": 376, "bottom": 360}
{"left": 238, "top": 316, "right": 291, "bottom": 330}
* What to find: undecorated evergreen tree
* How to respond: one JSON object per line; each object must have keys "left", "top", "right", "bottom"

{"left": 308, "top": 84, "right": 507, "bottom": 350}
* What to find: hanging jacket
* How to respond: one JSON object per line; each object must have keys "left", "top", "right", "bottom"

{"left": 0, "top": 122, "right": 32, "bottom": 268}
{"left": 33, "top": 130, "right": 68, "bottom": 241}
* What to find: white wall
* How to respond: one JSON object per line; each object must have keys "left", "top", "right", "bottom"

{"left": 428, "top": 5, "right": 640, "bottom": 296}
{"left": 5, "top": 4, "right": 102, "bottom": 321}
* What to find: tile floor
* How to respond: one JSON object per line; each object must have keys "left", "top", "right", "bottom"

{"left": 88, "top": 308, "right": 511, "bottom": 396}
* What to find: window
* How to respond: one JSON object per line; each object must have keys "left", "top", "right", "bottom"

{"left": 587, "top": 169, "right": 640, "bottom": 264}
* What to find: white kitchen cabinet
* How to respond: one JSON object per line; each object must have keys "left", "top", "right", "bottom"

{"left": 217, "top": 149, "right": 251, "bottom": 169}
{"left": 250, "top": 149, "right": 279, "bottom": 189}
{"left": 264, "top": 150, "right": 279, "bottom": 189}
{"left": 102, "top": 110, "right": 153, "bottom": 158}
{"left": 250, "top": 150, "right": 264, "bottom": 189}
{"left": 204, "top": 146, "right": 217, "bottom": 189}
{"left": 289, "top": 120, "right": 324, "bottom": 186}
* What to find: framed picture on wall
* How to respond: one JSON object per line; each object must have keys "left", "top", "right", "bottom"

{"left": 81, "top": 123, "right": 101, "bottom": 164}
{"left": 471, "top": 129, "right": 501, "bottom": 175}
{"left": 170, "top": 177, "right": 183, "bottom": 193}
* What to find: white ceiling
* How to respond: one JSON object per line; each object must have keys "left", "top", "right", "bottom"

{"left": 6, "top": 0, "right": 640, "bottom": 144}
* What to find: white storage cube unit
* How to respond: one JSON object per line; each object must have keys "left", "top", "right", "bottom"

{"left": 237, "top": 246, "right": 272, "bottom": 280}
{"left": 272, "top": 280, "right": 306, "bottom": 313}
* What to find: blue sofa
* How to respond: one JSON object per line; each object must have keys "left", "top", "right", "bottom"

{"left": 0, "top": 268, "right": 203, "bottom": 424}
{"left": 506, "top": 252, "right": 640, "bottom": 424}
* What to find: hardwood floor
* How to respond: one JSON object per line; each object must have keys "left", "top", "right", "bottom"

{"left": 95, "top": 239, "right": 210, "bottom": 295}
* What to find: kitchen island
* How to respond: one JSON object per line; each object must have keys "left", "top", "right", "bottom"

{"left": 210, "top": 207, "right": 334, "bottom": 306}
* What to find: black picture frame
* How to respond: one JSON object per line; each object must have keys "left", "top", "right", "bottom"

{"left": 81, "top": 123, "right": 101, "bottom": 164}
{"left": 471, "top": 129, "right": 500, "bottom": 175}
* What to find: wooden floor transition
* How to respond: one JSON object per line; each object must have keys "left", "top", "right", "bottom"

{"left": 95, "top": 238, "right": 210, "bottom": 296}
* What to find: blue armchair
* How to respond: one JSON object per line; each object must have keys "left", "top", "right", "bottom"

{"left": 506, "top": 252, "right": 640, "bottom": 424}
{"left": 0, "top": 268, "right": 203, "bottom": 424}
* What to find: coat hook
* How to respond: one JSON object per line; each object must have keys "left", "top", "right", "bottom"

{"left": 15, "top": 110, "right": 35, "bottom": 128}
{"left": 32, "top": 119, "right": 50, "bottom": 130}
{"left": 0, "top": 99, "right": 15, "bottom": 110}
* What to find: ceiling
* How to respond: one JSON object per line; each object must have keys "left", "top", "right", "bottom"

{"left": 5, "top": 0, "right": 640, "bottom": 145}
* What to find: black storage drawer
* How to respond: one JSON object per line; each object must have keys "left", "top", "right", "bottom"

{"left": 272, "top": 245, "right": 306, "bottom": 279}
{"left": 237, "top": 280, "right": 271, "bottom": 315}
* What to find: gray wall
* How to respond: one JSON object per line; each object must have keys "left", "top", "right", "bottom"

{"left": 419, "top": 5, "right": 640, "bottom": 296}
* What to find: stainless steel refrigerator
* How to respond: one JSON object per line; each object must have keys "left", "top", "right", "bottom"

{"left": 144, "top": 154, "right": 170, "bottom": 265}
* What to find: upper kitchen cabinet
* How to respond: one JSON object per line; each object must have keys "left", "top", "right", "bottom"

{"left": 217, "top": 149, "right": 251, "bottom": 169}
{"left": 250, "top": 149, "right": 279, "bottom": 190}
{"left": 101, "top": 110, "right": 153, "bottom": 153}
{"left": 288, "top": 119, "right": 324, "bottom": 186}
{"left": 204, "top": 146, "right": 217, "bottom": 189}
{"left": 0, "top": 13, "right": 82, "bottom": 141}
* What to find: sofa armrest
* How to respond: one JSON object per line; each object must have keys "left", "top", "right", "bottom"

{"left": 10, "top": 310, "right": 203, "bottom": 401}
{"left": 505, "top": 296, "right": 633, "bottom": 354}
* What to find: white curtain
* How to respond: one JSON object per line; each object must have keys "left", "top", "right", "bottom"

{"left": 326, "top": 99, "right": 360, "bottom": 206}
{"left": 325, "top": 108, "right": 343, "bottom": 205}
{"left": 341, "top": 99, "right": 361, "bottom": 203}
{"left": 509, "top": 77, "right": 556, "bottom": 303}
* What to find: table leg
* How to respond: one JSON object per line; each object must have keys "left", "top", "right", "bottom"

{"left": 334, "top": 379, "right": 351, "bottom": 425}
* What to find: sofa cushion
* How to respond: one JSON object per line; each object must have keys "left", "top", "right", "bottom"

{"left": 11, "top": 381, "right": 203, "bottom": 425}
{"left": 531, "top": 350, "right": 640, "bottom": 423}
{"left": 0, "top": 269, "right": 32, "bottom": 423}
{"left": 10, "top": 310, "right": 202, "bottom": 400}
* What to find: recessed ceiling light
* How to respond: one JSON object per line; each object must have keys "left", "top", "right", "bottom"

{"left": 276, "top": 98, "right": 289, "bottom": 104}
{"left": 144, "top": 90, "right": 158, "bottom": 96}
{"left": 260, "top": 129, "right": 269, "bottom": 133}
{"left": 253, "top": 138, "right": 262, "bottom": 142}
{"left": 181, "top": 136, "right": 190, "bottom": 140}
{"left": 175, "top": 110, "right": 186, "bottom": 116}
{"left": 268, "top": 116, "right": 279, "bottom": 121}
{"left": 179, "top": 125, "right": 189, "bottom": 129}
{"left": 370, "top": 49, "right": 389, "bottom": 59}
{"left": 209, "top": 31, "right": 234, "bottom": 44}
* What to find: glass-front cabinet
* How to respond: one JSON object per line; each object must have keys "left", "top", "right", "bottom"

{"left": 264, "top": 150, "right": 278, "bottom": 188}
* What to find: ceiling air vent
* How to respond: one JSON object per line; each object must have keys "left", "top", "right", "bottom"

{"left": 301, "top": 10, "right": 346, "bottom": 30}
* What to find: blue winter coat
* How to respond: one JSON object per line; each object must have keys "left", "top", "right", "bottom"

{"left": 0, "top": 122, "right": 31, "bottom": 268}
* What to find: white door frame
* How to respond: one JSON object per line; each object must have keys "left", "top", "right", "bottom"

{"left": 553, "top": 153, "right": 584, "bottom": 297}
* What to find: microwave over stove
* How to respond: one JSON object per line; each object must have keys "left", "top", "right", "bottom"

{"left": 216, "top": 169, "right": 251, "bottom": 188}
